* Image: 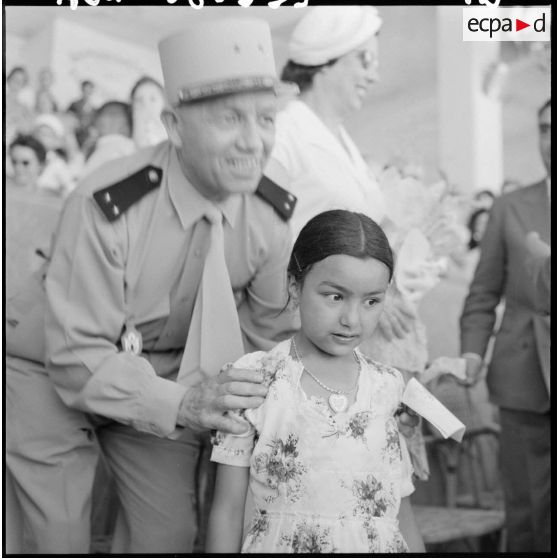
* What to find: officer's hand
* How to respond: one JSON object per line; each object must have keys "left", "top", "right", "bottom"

{"left": 397, "top": 406, "right": 420, "bottom": 439}
{"left": 458, "top": 354, "right": 483, "bottom": 387}
{"left": 177, "top": 367, "right": 268, "bottom": 434}
{"left": 378, "top": 290, "right": 415, "bottom": 341}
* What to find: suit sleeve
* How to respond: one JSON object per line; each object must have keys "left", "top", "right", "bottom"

{"left": 236, "top": 219, "right": 299, "bottom": 353}
{"left": 45, "top": 193, "right": 187, "bottom": 437}
{"left": 532, "top": 253, "right": 551, "bottom": 311}
{"left": 460, "top": 198, "right": 507, "bottom": 358}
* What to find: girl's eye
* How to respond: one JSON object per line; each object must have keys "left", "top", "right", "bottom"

{"left": 365, "top": 298, "right": 380, "bottom": 307}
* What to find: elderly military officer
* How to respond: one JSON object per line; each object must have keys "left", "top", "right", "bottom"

{"left": 6, "top": 18, "right": 298, "bottom": 554}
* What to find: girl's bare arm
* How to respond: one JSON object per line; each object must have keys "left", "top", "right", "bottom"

{"left": 205, "top": 463, "right": 250, "bottom": 553}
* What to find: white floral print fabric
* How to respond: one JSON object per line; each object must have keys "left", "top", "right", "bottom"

{"left": 211, "top": 338, "right": 414, "bottom": 553}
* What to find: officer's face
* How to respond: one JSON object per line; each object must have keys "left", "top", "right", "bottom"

{"left": 169, "top": 90, "right": 277, "bottom": 201}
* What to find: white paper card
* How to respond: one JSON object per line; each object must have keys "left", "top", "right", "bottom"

{"left": 401, "top": 378, "right": 466, "bottom": 442}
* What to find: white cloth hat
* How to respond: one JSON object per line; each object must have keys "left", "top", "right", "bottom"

{"left": 33, "top": 114, "right": 66, "bottom": 139}
{"left": 289, "top": 6, "right": 382, "bottom": 66}
{"left": 159, "top": 18, "right": 295, "bottom": 106}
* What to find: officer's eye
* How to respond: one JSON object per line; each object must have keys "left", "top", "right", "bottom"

{"left": 258, "top": 113, "right": 276, "bottom": 127}
{"left": 217, "top": 111, "right": 240, "bottom": 126}
{"left": 324, "top": 293, "right": 342, "bottom": 302}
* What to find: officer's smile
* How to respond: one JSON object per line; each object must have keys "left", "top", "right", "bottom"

{"left": 226, "top": 156, "right": 261, "bottom": 175}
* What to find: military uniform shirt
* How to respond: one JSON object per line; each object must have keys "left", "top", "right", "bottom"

{"left": 45, "top": 141, "right": 298, "bottom": 438}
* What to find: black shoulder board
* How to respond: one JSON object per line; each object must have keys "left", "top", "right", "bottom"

{"left": 255, "top": 175, "right": 297, "bottom": 222}
{"left": 93, "top": 165, "right": 163, "bottom": 222}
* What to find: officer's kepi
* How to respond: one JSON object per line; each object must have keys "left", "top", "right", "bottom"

{"left": 158, "top": 18, "right": 297, "bottom": 106}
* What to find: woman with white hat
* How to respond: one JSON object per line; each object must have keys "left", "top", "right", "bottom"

{"left": 33, "top": 113, "right": 82, "bottom": 196}
{"left": 266, "top": 5, "right": 433, "bottom": 481}
{"left": 269, "top": 6, "right": 387, "bottom": 237}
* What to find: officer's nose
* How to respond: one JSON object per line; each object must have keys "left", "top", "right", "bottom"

{"left": 237, "top": 119, "right": 262, "bottom": 152}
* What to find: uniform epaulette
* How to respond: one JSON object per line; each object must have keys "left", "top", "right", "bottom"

{"left": 93, "top": 165, "right": 163, "bottom": 222}
{"left": 255, "top": 175, "right": 297, "bottom": 222}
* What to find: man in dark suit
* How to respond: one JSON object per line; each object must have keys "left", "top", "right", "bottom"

{"left": 459, "top": 99, "right": 551, "bottom": 552}
{"left": 66, "top": 79, "right": 97, "bottom": 147}
{"left": 525, "top": 230, "right": 551, "bottom": 310}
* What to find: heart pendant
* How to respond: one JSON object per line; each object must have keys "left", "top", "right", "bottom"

{"left": 328, "top": 393, "right": 349, "bottom": 414}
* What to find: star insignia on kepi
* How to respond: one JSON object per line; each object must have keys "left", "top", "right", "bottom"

{"left": 234, "top": 44, "right": 241, "bottom": 53}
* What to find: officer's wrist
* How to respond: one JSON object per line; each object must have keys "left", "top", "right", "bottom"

{"left": 176, "top": 390, "right": 193, "bottom": 428}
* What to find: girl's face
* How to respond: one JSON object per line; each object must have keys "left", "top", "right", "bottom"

{"left": 291, "top": 254, "right": 390, "bottom": 358}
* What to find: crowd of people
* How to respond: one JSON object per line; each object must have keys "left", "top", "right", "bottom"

{"left": 6, "top": 67, "right": 167, "bottom": 196}
{"left": 5, "top": 6, "right": 550, "bottom": 555}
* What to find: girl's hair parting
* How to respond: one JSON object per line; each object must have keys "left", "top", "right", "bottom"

{"left": 288, "top": 209, "right": 394, "bottom": 283}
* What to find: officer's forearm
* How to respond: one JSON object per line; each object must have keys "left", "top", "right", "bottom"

{"left": 46, "top": 347, "right": 187, "bottom": 437}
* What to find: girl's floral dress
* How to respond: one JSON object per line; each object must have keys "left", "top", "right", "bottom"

{"left": 211, "top": 338, "right": 414, "bottom": 553}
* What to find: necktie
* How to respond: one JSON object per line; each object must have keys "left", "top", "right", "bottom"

{"left": 176, "top": 206, "right": 245, "bottom": 387}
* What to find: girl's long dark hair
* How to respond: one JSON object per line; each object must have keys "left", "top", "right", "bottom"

{"left": 288, "top": 210, "right": 394, "bottom": 284}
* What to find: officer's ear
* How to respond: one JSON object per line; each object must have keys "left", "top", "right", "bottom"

{"left": 160, "top": 108, "right": 183, "bottom": 149}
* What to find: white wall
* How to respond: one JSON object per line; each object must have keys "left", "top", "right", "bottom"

{"left": 9, "top": 16, "right": 163, "bottom": 109}
{"left": 5, "top": 32, "right": 27, "bottom": 72}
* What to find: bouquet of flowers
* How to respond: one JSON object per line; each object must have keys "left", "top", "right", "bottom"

{"left": 377, "top": 163, "right": 469, "bottom": 303}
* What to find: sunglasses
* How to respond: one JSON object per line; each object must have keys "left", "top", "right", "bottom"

{"left": 11, "top": 158, "right": 34, "bottom": 167}
{"left": 356, "top": 50, "right": 378, "bottom": 71}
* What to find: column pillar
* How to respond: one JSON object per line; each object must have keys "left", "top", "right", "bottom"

{"left": 437, "top": 6, "right": 503, "bottom": 195}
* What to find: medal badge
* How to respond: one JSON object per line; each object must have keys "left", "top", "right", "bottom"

{"left": 121, "top": 323, "right": 143, "bottom": 355}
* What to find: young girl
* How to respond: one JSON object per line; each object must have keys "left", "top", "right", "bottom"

{"left": 206, "top": 210, "right": 425, "bottom": 553}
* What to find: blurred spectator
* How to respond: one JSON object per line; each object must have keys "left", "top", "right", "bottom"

{"left": 35, "top": 68, "right": 59, "bottom": 114}
{"left": 472, "top": 188, "right": 496, "bottom": 210}
{"left": 6, "top": 66, "right": 29, "bottom": 100}
{"left": 130, "top": 75, "right": 168, "bottom": 148}
{"left": 5, "top": 66, "right": 35, "bottom": 146}
{"left": 32, "top": 114, "right": 77, "bottom": 196}
{"left": 66, "top": 79, "right": 97, "bottom": 148}
{"left": 7, "top": 134, "right": 47, "bottom": 190}
{"left": 467, "top": 207, "right": 490, "bottom": 250}
{"left": 35, "top": 89, "right": 58, "bottom": 115}
{"left": 6, "top": 65, "right": 35, "bottom": 108}
{"left": 82, "top": 101, "right": 136, "bottom": 176}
